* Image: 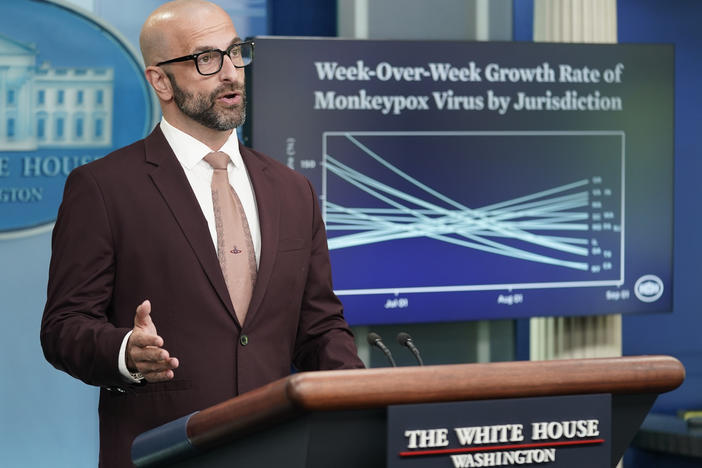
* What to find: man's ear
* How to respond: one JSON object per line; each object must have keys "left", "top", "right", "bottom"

{"left": 145, "top": 66, "right": 173, "bottom": 101}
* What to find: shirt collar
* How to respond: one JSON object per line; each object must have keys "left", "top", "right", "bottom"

{"left": 159, "top": 118, "right": 243, "bottom": 170}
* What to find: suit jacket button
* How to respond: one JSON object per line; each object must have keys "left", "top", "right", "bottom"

{"left": 240, "top": 334, "right": 249, "bottom": 346}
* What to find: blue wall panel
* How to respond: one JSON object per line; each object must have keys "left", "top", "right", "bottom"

{"left": 617, "top": 0, "right": 702, "bottom": 415}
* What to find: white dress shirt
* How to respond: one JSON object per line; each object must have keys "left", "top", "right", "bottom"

{"left": 118, "top": 118, "right": 261, "bottom": 382}
{"left": 159, "top": 118, "right": 261, "bottom": 263}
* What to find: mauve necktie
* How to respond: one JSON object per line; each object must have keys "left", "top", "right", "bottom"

{"left": 204, "top": 151, "right": 256, "bottom": 325}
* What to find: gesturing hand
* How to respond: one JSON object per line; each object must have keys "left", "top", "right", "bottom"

{"left": 126, "top": 300, "right": 179, "bottom": 382}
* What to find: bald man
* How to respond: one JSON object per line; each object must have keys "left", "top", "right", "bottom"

{"left": 40, "top": 1, "right": 363, "bottom": 466}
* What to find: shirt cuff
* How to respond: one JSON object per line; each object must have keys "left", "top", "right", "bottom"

{"left": 118, "top": 330, "right": 143, "bottom": 383}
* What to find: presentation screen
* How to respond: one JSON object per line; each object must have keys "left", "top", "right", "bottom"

{"left": 245, "top": 37, "right": 673, "bottom": 325}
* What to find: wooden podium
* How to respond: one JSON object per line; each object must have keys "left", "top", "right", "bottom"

{"left": 132, "top": 355, "right": 684, "bottom": 468}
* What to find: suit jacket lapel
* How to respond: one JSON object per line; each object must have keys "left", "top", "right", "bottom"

{"left": 241, "top": 145, "right": 279, "bottom": 322}
{"left": 143, "top": 127, "right": 239, "bottom": 324}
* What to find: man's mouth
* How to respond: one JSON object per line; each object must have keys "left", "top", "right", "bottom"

{"left": 217, "top": 91, "right": 241, "bottom": 106}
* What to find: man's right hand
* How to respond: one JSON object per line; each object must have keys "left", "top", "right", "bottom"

{"left": 126, "top": 300, "right": 179, "bottom": 382}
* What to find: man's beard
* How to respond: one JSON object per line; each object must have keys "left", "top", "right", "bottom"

{"left": 167, "top": 72, "right": 246, "bottom": 130}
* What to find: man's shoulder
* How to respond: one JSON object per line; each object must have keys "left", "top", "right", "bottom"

{"left": 241, "top": 145, "right": 309, "bottom": 184}
{"left": 74, "top": 131, "right": 160, "bottom": 179}
{"left": 92, "top": 138, "right": 147, "bottom": 169}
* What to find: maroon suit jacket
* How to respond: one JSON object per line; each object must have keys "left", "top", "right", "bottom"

{"left": 40, "top": 127, "right": 363, "bottom": 467}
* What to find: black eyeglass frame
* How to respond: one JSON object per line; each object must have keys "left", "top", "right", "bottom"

{"left": 156, "top": 41, "right": 255, "bottom": 76}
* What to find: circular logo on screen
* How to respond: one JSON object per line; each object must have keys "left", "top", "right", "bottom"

{"left": 0, "top": 0, "right": 156, "bottom": 239}
{"left": 634, "top": 275, "right": 664, "bottom": 303}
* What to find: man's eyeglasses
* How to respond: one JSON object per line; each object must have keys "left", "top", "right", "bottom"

{"left": 156, "top": 41, "right": 254, "bottom": 76}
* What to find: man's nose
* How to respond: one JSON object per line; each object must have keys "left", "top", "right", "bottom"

{"left": 218, "top": 53, "right": 242, "bottom": 82}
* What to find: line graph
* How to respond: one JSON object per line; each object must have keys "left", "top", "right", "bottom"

{"left": 322, "top": 131, "right": 624, "bottom": 295}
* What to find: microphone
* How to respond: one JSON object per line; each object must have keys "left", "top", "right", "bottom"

{"left": 367, "top": 332, "right": 397, "bottom": 367}
{"left": 397, "top": 332, "right": 424, "bottom": 366}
